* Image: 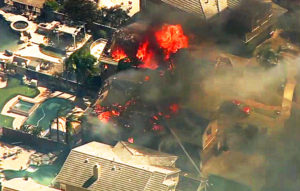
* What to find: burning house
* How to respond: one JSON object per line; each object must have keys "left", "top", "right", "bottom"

{"left": 140, "top": 0, "right": 286, "bottom": 52}
{"left": 55, "top": 141, "right": 181, "bottom": 191}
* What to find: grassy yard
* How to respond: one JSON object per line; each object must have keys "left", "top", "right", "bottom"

{"left": 0, "top": 77, "right": 39, "bottom": 128}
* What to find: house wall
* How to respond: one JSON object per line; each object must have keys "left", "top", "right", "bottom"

{"left": 197, "top": 0, "right": 229, "bottom": 19}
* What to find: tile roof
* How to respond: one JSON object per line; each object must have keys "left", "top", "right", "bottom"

{"left": 160, "top": 0, "right": 205, "bottom": 18}
{"left": 55, "top": 141, "right": 180, "bottom": 191}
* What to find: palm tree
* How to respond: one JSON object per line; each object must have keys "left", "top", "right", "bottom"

{"left": 65, "top": 112, "right": 81, "bottom": 146}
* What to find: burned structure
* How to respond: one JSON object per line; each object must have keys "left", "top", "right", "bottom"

{"left": 55, "top": 141, "right": 181, "bottom": 191}
{"left": 141, "top": 0, "right": 286, "bottom": 52}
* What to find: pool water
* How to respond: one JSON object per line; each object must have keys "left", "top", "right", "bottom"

{"left": 13, "top": 100, "right": 34, "bottom": 112}
{"left": 0, "top": 15, "right": 20, "bottom": 51}
{"left": 12, "top": 20, "right": 29, "bottom": 30}
{"left": 25, "top": 98, "right": 74, "bottom": 130}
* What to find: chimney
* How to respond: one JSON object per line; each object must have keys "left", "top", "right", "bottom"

{"left": 93, "top": 164, "right": 101, "bottom": 180}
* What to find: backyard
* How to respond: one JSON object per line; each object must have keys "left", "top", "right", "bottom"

{"left": 0, "top": 77, "right": 39, "bottom": 128}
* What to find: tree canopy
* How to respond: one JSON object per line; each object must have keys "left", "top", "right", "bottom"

{"left": 63, "top": 0, "right": 130, "bottom": 27}
{"left": 65, "top": 47, "right": 98, "bottom": 85}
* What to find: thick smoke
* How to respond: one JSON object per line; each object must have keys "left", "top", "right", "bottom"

{"left": 83, "top": 2, "right": 300, "bottom": 191}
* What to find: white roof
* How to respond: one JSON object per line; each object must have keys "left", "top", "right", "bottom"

{"left": 73, "top": 141, "right": 180, "bottom": 174}
{"left": 56, "top": 25, "right": 81, "bottom": 35}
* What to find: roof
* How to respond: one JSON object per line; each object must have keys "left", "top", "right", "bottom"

{"left": 72, "top": 141, "right": 179, "bottom": 174}
{"left": 159, "top": 0, "right": 205, "bottom": 18}
{"left": 2, "top": 178, "right": 60, "bottom": 191}
{"left": 56, "top": 25, "right": 82, "bottom": 35}
{"left": 55, "top": 141, "right": 180, "bottom": 191}
{"left": 11, "top": 0, "right": 46, "bottom": 8}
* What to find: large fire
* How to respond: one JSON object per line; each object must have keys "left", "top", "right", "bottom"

{"left": 112, "top": 47, "right": 127, "bottom": 61}
{"left": 155, "top": 24, "right": 188, "bottom": 60}
{"left": 136, "top": 41, "right": 158, "bottom": 70}
{"left": 112, "top": 24, "right": 188, "bottom": 70}
{"left": 97, "top": 24, "right": 188, "bottom": 142}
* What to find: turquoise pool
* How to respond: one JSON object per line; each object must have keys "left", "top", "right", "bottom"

{"left": 13, "top": 100, "right": 35, "bottom": 113}
{"left": 25, "top": 98, "right": 74, "bottom": 130}
{"left": 0, "top": 15, "right": 20, "bottom": 52}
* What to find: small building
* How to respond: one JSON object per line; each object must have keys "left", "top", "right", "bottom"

{"left": 55, "top": 141, "right": 181, "bottom": 191}
{"left": 2, "top": 178, "right": 60, "bottom": 191}
{"left": 223, "top": 0, "right": 287, "bottom": 47}
{"left": 4, "top": 0, "right": 47, "bottom": 15}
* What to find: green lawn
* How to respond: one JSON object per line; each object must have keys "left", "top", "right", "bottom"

{"left": 0, "top": 77, "right": 39, "bottom": 128}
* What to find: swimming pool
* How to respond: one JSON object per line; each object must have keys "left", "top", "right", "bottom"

{"left": 0, "top": 15, "right": 20, "bottom": 52}
{"left": 25, "top": 98, "right": 74, "bottom": 130}
{"left": 13, "top": 100, "right": 34, "bottom": 113}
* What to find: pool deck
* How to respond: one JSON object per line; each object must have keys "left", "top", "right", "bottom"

{"left": 0, "top": 10, "right": 62, "bottom": 63}
{"left": 1, "top": 86, "right": 76, "bottom": 130}
{"left": 0, "top": 9, "right": 92, "bottom": 66}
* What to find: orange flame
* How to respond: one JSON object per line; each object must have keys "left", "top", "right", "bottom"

{"left": 155, "top": 24, "right": 188, "bottom": 59}
{"left": 98, "top": 111, "right": 113, "bottom": 123}
{"left": 136, "top": 41, "right": 158, "bottom": 70}
{"left": 112, "top": 47, "right": 127, "bottom": 61}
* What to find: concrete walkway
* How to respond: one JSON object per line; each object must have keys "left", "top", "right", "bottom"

{"left": 15, "top": 45, "right": 62, "bottom": 64}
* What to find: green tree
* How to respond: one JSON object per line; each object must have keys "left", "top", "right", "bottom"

{"left": 63, "top": 0, "right": 99, "bottom": 24}
{"left": 45, "top": 0, "right": 60, "bottom": 11}
{"left": 65, "top": 47, "right": 97, "bottom": 86}
{"left": 63, "top": 0, "right": 129, "bottom": 28}
{"left": 100, "top": 7, "right": 130, "bottom": 27}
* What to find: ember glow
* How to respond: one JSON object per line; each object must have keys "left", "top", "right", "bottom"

{"left": 97, "top": 111, "right": 113, "bottom": 123}
{"left": 112, "top": 47, "right": 127, "bottom": 61}
{"left": 95, "top": 99, "right": 136, "bottom": 124}
{"left": 243, "top": 106, "right": 251, "bottom": 115}
{"left": 155, "top": 24, "right": 188, "bottom": 59}
{"left": 144, "top": 75, "right": 150, "bottom": 81}
{"left": 128, "top": 137, "right": 134, "bottom": 143}
{"left": 152, "top": 124, "right": 164, "bottom": 132}
{"left": 136, "top": 41, "right": 158, "bottom": 70}
{"left": 169, "top": 103, "right": 179, "bottom": 114}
